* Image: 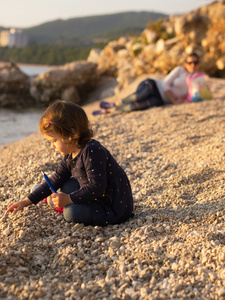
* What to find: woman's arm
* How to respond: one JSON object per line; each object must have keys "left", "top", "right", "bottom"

{"left": 165, "top": 90, "right": 187, "bottom": 104}
{"left": 165, "top": 90, "right": 177, "bottom": 103}
{"left": 164, "top": 66, "right": 184, "bottom": 85}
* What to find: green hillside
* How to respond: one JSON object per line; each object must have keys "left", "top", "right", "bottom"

{"left": 0, "top": 11, "right": 168, "bottom": 65}
{"left": 24, "top": 11, "right": 168, "bottom": 45}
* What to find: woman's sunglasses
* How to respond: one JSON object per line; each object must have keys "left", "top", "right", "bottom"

{"left": 186, "top": 61, "right": 199, "bottom": 65}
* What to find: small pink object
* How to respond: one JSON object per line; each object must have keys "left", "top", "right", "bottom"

{"left": 43, "top": 197, "right": 64, "bottom": 214}
{"left": 55, "top": 207, "right": 64, "bottom": 214}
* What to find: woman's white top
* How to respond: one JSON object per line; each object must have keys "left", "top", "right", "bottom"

{"left": 156, "top": 66, "right": 190, "bottom": 104}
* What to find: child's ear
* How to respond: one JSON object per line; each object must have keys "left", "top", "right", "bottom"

{"left": 63, "top": 136, "right": 76, "bottom": 144}
{"left": 62, "top": 137, "right": 70, "bottom": 144}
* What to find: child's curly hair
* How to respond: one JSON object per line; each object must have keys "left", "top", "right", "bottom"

{"left": 39, "top": 100, "right": 94, "bottom": 149}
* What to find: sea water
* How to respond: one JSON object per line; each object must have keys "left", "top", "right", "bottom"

{"left": 0, "top": 108, "right": 43, "bottom": 147}
{"left": 19, "top": 64, "right": 50, "bottom": 76}
{"left": 0, "top": 65, "right": 49, "bottom": 147}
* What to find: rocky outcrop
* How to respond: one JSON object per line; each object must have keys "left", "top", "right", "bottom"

{"left": 0, "top": 63, "right": 32, "bottom": 107}
{"left": 29, "top": 61, "right": 98, "bottom": 105}
{"left": 0, "top": 61, "right": 99, "bottom": 108}
{"left": 87, "top": 1, "right": 225, "bottom": 93}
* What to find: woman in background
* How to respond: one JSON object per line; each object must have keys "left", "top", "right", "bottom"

{"left": 94, "top": 52, "right": 201, "bottom": 114}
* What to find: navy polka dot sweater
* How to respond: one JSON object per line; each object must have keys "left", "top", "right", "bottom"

{"left": 28, "top": 139, "right": 133, "bottom": 225}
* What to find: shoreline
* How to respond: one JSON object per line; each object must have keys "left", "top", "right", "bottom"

{"left": 0, "top": 107, "right": 43, "bottom": 148}
{"left": 0, "top": 100, "right": 100, "bottom": 148}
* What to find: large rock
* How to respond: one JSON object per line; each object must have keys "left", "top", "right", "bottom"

{"left": 174, "top": 13, "right": 210, "bottom": 39}
{"left": 30, "top": 61, "right": 99, "bottom": 105}
{"left": 88, "top": 39, "right": 128, "bottom": 76}
{"left": 141, "top": 29, "right": 158, "bottom": 44}
{"left": 0, "top": 63, "right": 32, "bottom": 107}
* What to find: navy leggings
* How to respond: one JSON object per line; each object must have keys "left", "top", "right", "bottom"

{"left": 61, "top": 178, "right": 114, "bottom": 226}
{"left": 60, "top": 178, "right": 96, "bottom": 224}
{"left": 117, "top": 79, "right": 164, "bottom": 112}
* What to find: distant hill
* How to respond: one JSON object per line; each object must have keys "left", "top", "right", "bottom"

{"left": 24, "top": 11, "right": 168, "bottom": 46}
{"left": 0, "top": 11, "right": 168, "bottom": 65}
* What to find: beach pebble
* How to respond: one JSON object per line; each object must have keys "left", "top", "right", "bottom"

{"left": 3, "top": 228, "right": 11, "bottom": 236}
{"left": 218, "top": 288, "right": 225, "bottom": 297}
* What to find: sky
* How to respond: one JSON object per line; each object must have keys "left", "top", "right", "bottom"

{"left": 1, "top": 0, "right": 215, "bottom": 28}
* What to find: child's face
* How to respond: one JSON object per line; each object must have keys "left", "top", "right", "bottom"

{"left": 45, "top": 133, "right": 78, "bottom": 156}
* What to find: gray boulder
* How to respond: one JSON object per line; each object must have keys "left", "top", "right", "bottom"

{"left": 0, "top": 63, "right": 31, "bottom": 107}
{"left": 30, "top": 61, "right": 99, "bottom": 105}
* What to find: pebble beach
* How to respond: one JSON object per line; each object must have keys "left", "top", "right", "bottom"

{"left": 1, "top": 76, "right": 225, "bottom": 299}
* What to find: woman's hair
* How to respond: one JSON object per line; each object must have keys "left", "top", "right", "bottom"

{"left": 39, "top": 100, "right": 94, "bottom": 148}
{"left": 186, "top": 52, "right": 199, "bottom": 63}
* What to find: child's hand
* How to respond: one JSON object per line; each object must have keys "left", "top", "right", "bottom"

{"left": 6, "top": 198, "right": 32, "bottom": 214}
{"left": 51, "top": 192, "right": 73, "bottom": 208}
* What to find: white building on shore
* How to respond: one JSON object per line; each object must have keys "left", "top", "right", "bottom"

{"left": 0, "top": 28, "right": 28, "bottom": 48}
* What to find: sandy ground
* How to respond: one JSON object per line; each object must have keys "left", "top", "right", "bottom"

{"left": 1, "top": 75, "right": 225, "bottom": 299}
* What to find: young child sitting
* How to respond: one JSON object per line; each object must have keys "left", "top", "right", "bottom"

{"left": 7, "top": 100, "right": 134, "bottom": 226}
